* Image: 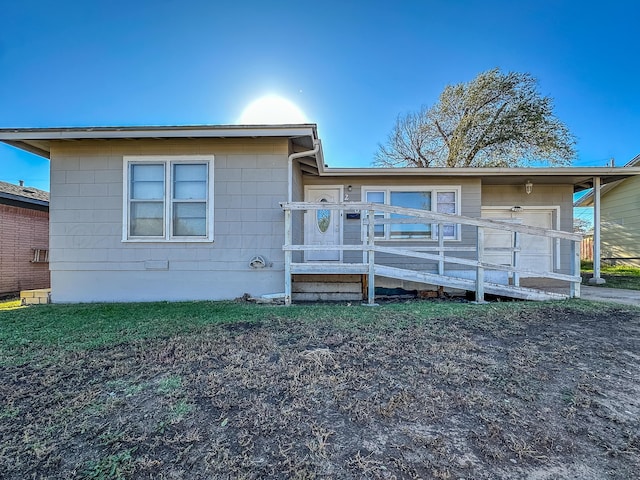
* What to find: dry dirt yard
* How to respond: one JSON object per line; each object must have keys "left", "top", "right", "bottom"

{"left": 1, "top": 301, "right": 639, "bottom": 479}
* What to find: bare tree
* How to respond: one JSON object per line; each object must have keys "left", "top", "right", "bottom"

{"left": 375, "top": 69, "right": 576, "bottom": 168}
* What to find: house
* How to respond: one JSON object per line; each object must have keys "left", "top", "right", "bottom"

{"left": 1, "top": 124, "right": 638, "bottom": 304}
{"left": 0, "top": 180, "right": 50, "bottom": 297}
{"left": 575, "top": 154, "right": 640, "bottom": 267}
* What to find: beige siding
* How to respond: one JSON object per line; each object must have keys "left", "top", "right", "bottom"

{"left": 482, "top": 184, "right": 575, "bottom": 273}
{"left": 49, "top": 138, "right": 289, "bottom": 302}
{"left": 600, "top": 176, "right": 640, "bottom": 264}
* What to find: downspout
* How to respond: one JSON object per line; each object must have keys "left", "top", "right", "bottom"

{"left": 589, "top": 176, "right": 606, "bottom": 284}
{"left": 288, "top": 139, "right": 320, "bottom": 202}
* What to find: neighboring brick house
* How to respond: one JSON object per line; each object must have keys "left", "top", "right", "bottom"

{"left": 0, "top": 180, "right": 50, "bottom": 296}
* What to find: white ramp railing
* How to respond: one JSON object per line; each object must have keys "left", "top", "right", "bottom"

{"left": 281, "top": 202, "right": 582, "bottom": 306}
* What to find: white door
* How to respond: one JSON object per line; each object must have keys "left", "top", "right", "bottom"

{"left": 304, "top": 187, "right": 343, "bottom": 261}
{"left": 482, "top": 208, "right": 554, "bottom": 276}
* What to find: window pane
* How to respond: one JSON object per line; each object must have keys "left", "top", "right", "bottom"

{"left": 390, "top": 191, "right": 431, "bottom": 238}
{"left": 390, "top": 191, "right": 432, "bottom": 210}
{"left": 437, "top": 191, "right": 456, "bottom": 214}
{"left": 434, "top": 224, "right": 456, "bottom": 238}
{"left": 130, "top": 202, "right": 163, "bottom": 236}
{"left": 437, "top": 192, "right": 455, "bottom": 204}
{"left": 366, "top": 191, "right": 385, "bottom": 204}
{"left": 173, "top": 202, "right": 206, "bottom": 236}
{"left": 365, "top": 192, "right": 385, "bottom": 236}
{"left": 131, "top": 164, "right": 164, "bottom": 199}
{"left": 174, "top": 164, "right": 207, "bottom": 199}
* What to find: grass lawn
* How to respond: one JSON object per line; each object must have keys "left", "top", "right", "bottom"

{"left": 581, "top": 261, "right": 640, "bottom": 290}
{"left": 1, "top": 299, "right": 639, "bottom": 479}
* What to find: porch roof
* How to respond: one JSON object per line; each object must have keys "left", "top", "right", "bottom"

{"left": 318, "top": 165, "right": 640, "bottom": 192}
{"left": 574, "top": 153, "right": 640, "bottom": 205}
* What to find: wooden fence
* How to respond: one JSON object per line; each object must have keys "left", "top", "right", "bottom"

{"left": 580, "top": 236, "right": 593, "bottom": 261}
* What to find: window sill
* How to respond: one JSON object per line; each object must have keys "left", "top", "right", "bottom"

{"left": 122, "top": 238, "right": 215, "bottom": 244}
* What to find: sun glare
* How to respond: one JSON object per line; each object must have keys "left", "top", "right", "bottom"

{"left": 238, "top": 95, "right": 308, "bottom": 124}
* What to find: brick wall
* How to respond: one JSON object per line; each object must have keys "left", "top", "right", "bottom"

{"left": 0, "top": 204, "right": 50, "bottom": 295}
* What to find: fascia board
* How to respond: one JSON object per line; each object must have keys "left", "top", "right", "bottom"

{"left": 0, "top": 124, "right": 318, "bottom": 141}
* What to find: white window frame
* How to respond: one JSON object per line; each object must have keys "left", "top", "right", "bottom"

{"left": 122, "top": 155, "right": 215, "bottom": 242}
{"left": 362, "top": 186, "right": 461, "bottom": 241}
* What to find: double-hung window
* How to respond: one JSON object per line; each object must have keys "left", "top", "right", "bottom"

{"left": 123, "top": 156, "right": 214, "bottom": 242}
{"left": 363, "top": 186, "right": 461, "bottom": 240}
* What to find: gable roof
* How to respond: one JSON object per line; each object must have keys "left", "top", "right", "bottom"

{"left": 0, "top": 180, "right": 49, "bottom": 208}
{"left": 574, "top": 153, "right": 640, "bottom": 207}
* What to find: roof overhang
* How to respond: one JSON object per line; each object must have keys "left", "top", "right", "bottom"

{"left": 575, "top": 153, "right": 640, "bottom": 206}
{"left": 0, "top": 124, "right": 320, "bottom": 159}
{"left": 317, "top": 165, "right": 640, "bottom": 192}
{"left": 0, "top": 192, "right": 49, "bottom": 209}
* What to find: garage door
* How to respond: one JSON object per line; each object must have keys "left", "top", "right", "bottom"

{"left": 481, "top": 208, "right": 554, "bottom": 276}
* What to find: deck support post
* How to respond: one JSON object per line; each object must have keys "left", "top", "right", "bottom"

{"left": 366, "top": 209, "right": 377, "bottom": 305}
{"left": 284, "top": 208, "right": 292, "bottom": 305}
{"left": 512, "top": 232, "right": 520, "bottom": 287}
{"left": 475, "top": 226, "right": 486, "bottom": 303}
{"left": 438, "top": 223, "right": 445, "bottom": 275}
{"left": 589, "top": 176, "right": 606, "bottom": 284}
{"left": 570, "top": 239, "right": 581, "bottom": 298}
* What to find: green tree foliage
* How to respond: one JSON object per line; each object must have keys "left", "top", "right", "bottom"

{"left": 375, "top": 69, "right": 576, "bottom": 168}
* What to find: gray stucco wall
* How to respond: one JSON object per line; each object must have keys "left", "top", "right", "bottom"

{"left": 49, "top": 138, "right": 290, "bottom": 302}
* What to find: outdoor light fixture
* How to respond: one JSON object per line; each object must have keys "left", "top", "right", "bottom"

{"left": 525, "top": 180, "right": 533, "bottom": 195}
{"left": 344, "top": 185, "right": 353, "bottom": 201}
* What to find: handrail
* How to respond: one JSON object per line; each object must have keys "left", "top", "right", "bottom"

{"left": 280, "top": 202, "right": 582, "bottom": 242}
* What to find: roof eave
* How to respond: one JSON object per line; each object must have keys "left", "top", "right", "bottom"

{"left": 319, "top": 166, "right": 640, "bottom": 177}
{"left": 0, "top": 124, "right": 318, "bottom": 140}
{"left": 0, "top": 124, "right": 320, "bottom": 159}
{"left": 0, "top": 192, "right": 49, "bottom": 207}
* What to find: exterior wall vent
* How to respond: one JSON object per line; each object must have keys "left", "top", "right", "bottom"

{"left": 249, "top": 255, "right": 267, "bottom": 269}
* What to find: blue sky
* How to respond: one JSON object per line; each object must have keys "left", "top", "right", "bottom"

{"left": 1, "top": 0, "right": 639, "bottom": 192}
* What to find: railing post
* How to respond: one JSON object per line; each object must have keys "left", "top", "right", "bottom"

{"left": 476, "top": 226, "right": 485, "bottom": 303}
{"left": 438, "top": 223, "right": 444, "bottom": 275}
{"left": 512, "top": 232, "right": 520, "bottom": 287}
{"left": 362, "top": 212, "right": 367, "bottom": 265}
{"left": 367, "top": 209, "right": 376, "bottom": 305}
{"left": 570, "top": 239, "right": 581, "bottom": 298}
{"left": 284, "top": 208, "right": 292, "bottom": 305}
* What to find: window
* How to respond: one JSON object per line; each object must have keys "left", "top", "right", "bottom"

{"left": 123, "top": 156, "right": 214, "bottom": 242}
{"left": 363, "top": 186, "right": 460, "bottom": 240}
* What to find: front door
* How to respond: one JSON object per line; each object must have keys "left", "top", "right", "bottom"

{"left": 482, "top": 208, "right": 555, "bottom": 276}
{"left": 304, "top": 186, "right": 343, "bottom": 261}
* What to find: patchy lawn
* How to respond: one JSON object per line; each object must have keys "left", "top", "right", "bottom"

{"left": 582, "top": 261, "right": 640, "bottom": 290}
{"left": 1, "top": 300, "right": 639, "bottom": 479}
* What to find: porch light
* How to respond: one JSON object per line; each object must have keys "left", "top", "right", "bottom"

{"left": 525, "top": 180, "right": 533, "bottom": 195}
